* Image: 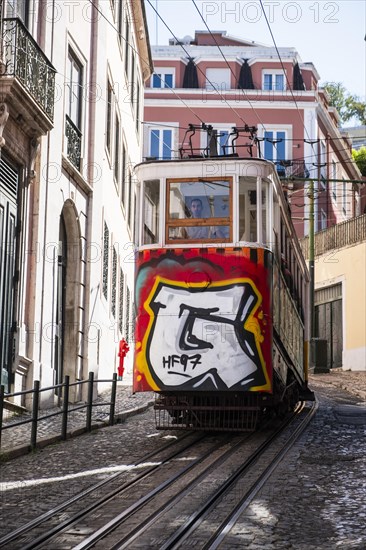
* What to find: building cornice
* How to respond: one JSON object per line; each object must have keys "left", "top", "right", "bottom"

{"left": 130, "top": 0, "right": 154, "bottom": 81}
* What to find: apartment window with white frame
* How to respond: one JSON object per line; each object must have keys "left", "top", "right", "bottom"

{"left": 130, "top": 50, "right": 135, "bottom": 103}
{"left": 121, "top": 140, "right": 127, "bottom": 207}
{"left": 65, "top": 47, "right": 83, "bottom": 170}
{"left": 114, "top": 112, "right": 120, "bottom": 189}
{"left": 206, "top": 68, "right": 231, "bottom": 91}
{"left": 148, "top": 127, "right": 173, "bottom": 159}
{"left": 152, "top": 68, "right": 175, "bottom": 88}
{"left": 135, "top": 77, "right": 141, "bottom": 134}
{"left": 262, "top": 71, "right": 285, "bottom": 91}
{"left": 263, "top": 130, "right": 287, "bottom": 175}
{"left": 106, "top": 79, "right": 113, "bottom": 156}
{"left": 124, "top": 10, "right": 130, "bottom": 75}
{"left": 117, "top": 0, "right": 123, "bottom": 45}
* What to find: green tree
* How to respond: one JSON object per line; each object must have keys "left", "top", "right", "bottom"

{"left": 323, "top": 82, "right": 366, "bottom": 126}
{"left": 352, "top": 147, "right": 366, "bottom": 176}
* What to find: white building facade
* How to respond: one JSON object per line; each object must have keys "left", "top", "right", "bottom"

{"left": 0, "top": 0, "right": 152, "bottom": 404}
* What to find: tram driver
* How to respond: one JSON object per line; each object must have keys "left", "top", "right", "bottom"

{"left": 185, "top": 198, "right": 225, "bottom": 239}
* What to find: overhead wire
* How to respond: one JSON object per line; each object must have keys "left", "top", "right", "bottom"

{"left": 87, "top": 0, "right": 206, "bottom": 125}
{"left": 190, "top": 0, "right": 269, "bottom": 133}
{"left": 145, "top": 0, "right": 255, "bottom": 128}
{"left": 257, "top": 0, "right": 361, "bottom": 184}
{"left": 85, "top": 0, "right": 361, "bottom": 176}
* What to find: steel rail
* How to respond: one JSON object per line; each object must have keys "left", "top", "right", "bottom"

{"left": 161, "top": 400, "right": 316, "bottom": 550}
{"left": 0, "top": 431, "right": 200, "bottom": 548}
{"left": 203, "top": 399, "right": 318, "bottom": 549}
{"left": 71, "top": 432, "right": 256, "bottom": 550}
{"left": 19, "top": 433, "right": 235, "bottom": 550}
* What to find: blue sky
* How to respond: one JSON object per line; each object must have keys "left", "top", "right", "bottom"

{"left": 145, "top": 0, "right": 366, "bottom": 102}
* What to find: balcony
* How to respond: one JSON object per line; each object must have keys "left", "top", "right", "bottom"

{"left": 0, "top": 18, "right": 56, "bottom": 134}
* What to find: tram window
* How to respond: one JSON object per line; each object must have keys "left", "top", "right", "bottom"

{"left": 239, "top": 177, "right": 268, "bottom": 243}
{"left": 143, "top": 180, "right": 160, "bottom": 244}
{"left": 166, "top": 178, "right": 231, "bottom": 242}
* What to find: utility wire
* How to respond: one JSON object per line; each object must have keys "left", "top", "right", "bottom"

{"left": 146, "top": 0, "right": 253, "bottom": 128}
{"left": 190, "top": 0, "right": 269, "bottom": 133}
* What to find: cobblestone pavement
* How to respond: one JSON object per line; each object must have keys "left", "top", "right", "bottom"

{"left": 0, "top": 384, "right": 155, "bottom": 459}
{"left": 0, "top": 370, "right": 365, "bottom": 548}
{"left": 222, "top": 371, "right": 366, "bottom": 550}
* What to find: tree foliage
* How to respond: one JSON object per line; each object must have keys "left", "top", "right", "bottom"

{"left": 352, "top": 147, "right": 366, "bottom": 176}
{"left": 323, "top": 82, "right": 366, "bottom": 126}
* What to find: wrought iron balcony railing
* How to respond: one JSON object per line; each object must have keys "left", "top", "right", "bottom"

{"left": 65, "top": 115, "right": 82, "bottom": 170}
{"left": 1, "top": 18, "right": 56, "bottom": 122}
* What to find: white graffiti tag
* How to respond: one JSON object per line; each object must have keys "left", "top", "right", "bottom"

{"left": 147, "top": 282, "right": 265, "bottom": 390}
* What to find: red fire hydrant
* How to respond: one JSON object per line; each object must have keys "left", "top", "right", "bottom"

{"left": 118, "top": 338, "right": 130, "bottom": 379}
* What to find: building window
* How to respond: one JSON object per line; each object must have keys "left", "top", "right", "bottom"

{"left": 114, "top": 112, "right": 120, "bottom": 188}
{"left": 263, "top": 71, "right": 285, "bottom": 91}
{"left": 124, "top": 12, "right": 130, "bottom": 75}
{"left": 118, "top": 267, "right": 125, "bottom": 334}
{"left": 65, "top": 48, "right": 83, "bottom": 170}
{"left": 130, "top": 50, "right": 135, "bottom": 103}
{"left": 135, "top": 78, "right": 141, "bottom": 134}
{"left": 264, "top": 131, "right": 286, "bottom": 174}
{"left": 117, "top": 0, "right": 123, "bottom": 44}
{"left": 121, "top": 141, "right": 127, "bottom": 207}
{"left": 111, "top": 247, "right": 117, "bottom": 317}
{"left": 106, "top": 80, "right": 113, "bottom": 155}
{"left": 152, "top": 69, "right": 174, "bottom": 88}
{"left": 127, "top": 170, "right": 133, "bottom": 229}
{"left": 206, "top": 68, "right": 230, "bottom": 91}
{"left": 102, "top": 222, "right": 109, "bottom": 300}
{"left": 149, "top": 128, "right": 172, "bottom": 159}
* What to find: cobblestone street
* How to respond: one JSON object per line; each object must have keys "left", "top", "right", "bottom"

{"left": 0, "top": 370, "right": 365, "bottom": 548}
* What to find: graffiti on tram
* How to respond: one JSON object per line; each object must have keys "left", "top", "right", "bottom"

{"left": 134, "top": 250, "right": 272, "bottom": 393}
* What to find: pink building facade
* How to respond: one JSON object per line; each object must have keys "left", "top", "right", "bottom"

{"left": 143, "top": 31, "right": 362, "bottom": 238}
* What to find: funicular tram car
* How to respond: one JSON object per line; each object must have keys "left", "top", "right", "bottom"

{"left": 133, "top": 127, "right": 312, "bottom": 431}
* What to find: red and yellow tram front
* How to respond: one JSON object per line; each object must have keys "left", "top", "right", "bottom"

{"left": 134, "top": 246, "right": 273, "bottom": 394}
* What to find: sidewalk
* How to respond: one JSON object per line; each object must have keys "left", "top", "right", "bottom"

{"left": 0, "top": 384, "right": 155, "bottom": 460}
{"left": 309, "top": 369, "right": 366, "bottom": 401}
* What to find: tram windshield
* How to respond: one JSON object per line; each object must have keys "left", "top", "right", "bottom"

{"left": 166, "top": 178, "right": 231, "bottom": 242}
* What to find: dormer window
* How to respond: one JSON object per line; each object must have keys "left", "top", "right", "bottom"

{"left": 263, "top": 71, "right": 285, "bottom": 91}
